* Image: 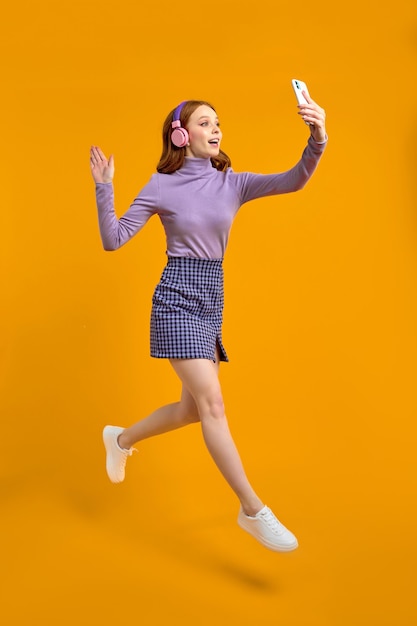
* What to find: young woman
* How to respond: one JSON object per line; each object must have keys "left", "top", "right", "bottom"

{"left": 90, "top": 92, "right": 327, "bottom": 552}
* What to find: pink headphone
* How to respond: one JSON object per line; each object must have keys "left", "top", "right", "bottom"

{"left": 171, "top": 101, "right": 189, "bottom": 148}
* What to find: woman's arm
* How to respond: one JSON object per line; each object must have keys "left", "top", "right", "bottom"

{"left": 234, "top": 94, "right": 327, "bottom": 205}
{"left": 235, "top": 136, "right": 327, "bottom": 205}
{"left": 90, "top": 146, "right": 157, "bottom": 251}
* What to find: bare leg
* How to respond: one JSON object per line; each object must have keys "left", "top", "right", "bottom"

{"left": 118, "top": 357, "right": 222, "bottom": 449}
{"left": 104, "top": 353, "right": 297, "bottom": 550}
{"left": 118, "top": 385, "right": 200, "bottom": 449}
{"left": 169, "top": 354, "right": 263, "bottom": 516}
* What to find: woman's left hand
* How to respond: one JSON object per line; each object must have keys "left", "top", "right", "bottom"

{"left": 298, "top": 93, "right": 327, "bottom": 142}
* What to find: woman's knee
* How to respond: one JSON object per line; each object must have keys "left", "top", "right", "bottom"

{"left": 199, "top": 393, "right": 225, "bottom": 421}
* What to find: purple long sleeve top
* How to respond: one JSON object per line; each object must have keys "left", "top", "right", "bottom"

{"left": 95, "top": 136, "right": 326, "bottom": 259}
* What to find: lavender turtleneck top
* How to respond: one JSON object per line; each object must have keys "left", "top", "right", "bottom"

{"left": 95, "top": 136, "right": 327, "bottom": 259}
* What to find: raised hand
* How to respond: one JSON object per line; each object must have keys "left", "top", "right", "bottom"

{"left": 90, "top": 146, "right": 115, "bottom": 183}
{"left": 298, "top": 93, "right": 327, "bottom": 143}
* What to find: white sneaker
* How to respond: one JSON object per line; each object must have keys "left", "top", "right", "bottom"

{"left": 237, "top": 505, "right": 298, "bottom": 552}
{"left": 102, "top": 425, "right": 136, "bottom": 483}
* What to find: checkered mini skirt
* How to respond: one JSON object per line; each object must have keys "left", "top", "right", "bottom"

{"left": 150, "top": 256, "right": 229, "bottom": 362}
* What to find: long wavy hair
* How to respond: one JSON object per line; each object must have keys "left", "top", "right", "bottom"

{"left": 156, "top": 100, "right": 232, "bottom": 174}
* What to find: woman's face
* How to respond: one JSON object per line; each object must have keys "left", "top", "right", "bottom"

{"left": 185, "top": 105, "right": 222, "bottom": 159}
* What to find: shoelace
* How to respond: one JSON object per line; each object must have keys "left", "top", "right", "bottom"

{"left": 260, "top": 508, "right": 286, "bottom": 536}
{"left": 119, "top": 446, "right": 137, "bottom": 468}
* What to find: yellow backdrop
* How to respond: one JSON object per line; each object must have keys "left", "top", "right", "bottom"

{"left": 1, "top": 0, "right": 417, "bottom": 624}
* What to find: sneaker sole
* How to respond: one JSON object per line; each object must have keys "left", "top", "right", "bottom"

{"left": 102, "top": 426, "right": 124, "bottom": 484}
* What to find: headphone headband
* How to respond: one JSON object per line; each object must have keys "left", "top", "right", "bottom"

{"left": 173, "top": 101, "right": 187, "bottom": 124}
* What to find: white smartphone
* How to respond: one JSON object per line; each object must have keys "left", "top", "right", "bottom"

{"left": 292, "top": 78, "right": 310, "bottom": 105}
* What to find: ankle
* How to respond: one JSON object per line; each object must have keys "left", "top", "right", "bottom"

{"left": 117, "top": 433, "right": 130, "bottom": 450}
{"left": 241, "top": 498, "right": 264, "bottom": 517}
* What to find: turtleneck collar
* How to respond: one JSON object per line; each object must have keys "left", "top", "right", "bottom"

{"left": 175, "top": 157, "right": 216, "bottom": 177}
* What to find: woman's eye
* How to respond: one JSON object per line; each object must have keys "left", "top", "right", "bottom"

{"left": 199, "top": 120, "right": 220, "bottom": 127}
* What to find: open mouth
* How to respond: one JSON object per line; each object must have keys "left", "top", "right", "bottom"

{"left": 208, "top": 139, "right": 219, "bottom": 146}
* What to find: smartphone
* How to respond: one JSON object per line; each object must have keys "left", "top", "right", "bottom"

{"left": 292, "top": 79, "right": 310, "bottom": 105}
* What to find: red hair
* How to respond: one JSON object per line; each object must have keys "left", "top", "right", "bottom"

{"left": 156, "top": 100, "right": 232, "bottom": 174}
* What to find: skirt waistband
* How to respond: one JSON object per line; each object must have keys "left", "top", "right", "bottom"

{"left": 167, "top": 256, "right": 223, "bottom": 266}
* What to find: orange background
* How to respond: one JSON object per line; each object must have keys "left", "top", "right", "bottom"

{"left": 1, "top": 1, "right": 417, "bottom": 624}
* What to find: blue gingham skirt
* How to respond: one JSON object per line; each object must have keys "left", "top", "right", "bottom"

{"left": 150, "top": 256, "right": 229, "bottom": 362}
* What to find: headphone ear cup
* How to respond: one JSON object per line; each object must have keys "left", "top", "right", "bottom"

{"left": 171, "top": 127, "right": 189, "bottom": 148}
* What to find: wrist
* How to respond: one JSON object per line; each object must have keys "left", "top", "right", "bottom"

{"left": 311, "top": 132, "right": 327, "bottom": 144}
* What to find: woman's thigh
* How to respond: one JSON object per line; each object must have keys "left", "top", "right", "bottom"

{"left": 170, "top": 351, "right": 223, "bottom": 418}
